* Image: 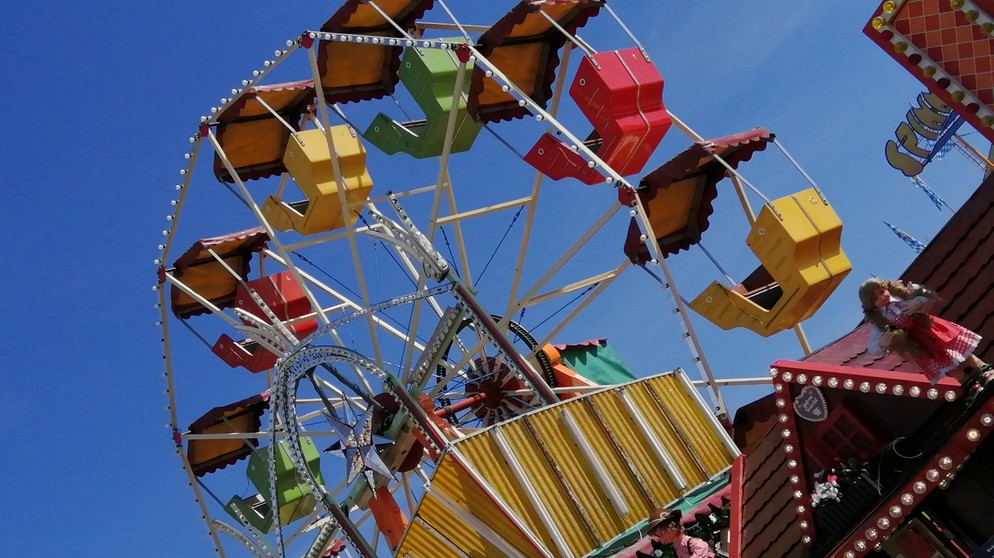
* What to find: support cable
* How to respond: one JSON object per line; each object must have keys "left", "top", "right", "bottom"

{"left": 179, "top": 318, "right": 218, "bottom": 352}
{"left": 697, "top": 241, "right": 735, "bottom": 285}
{"left": 481, "top": 123, "right": 527, "bottom": 160}
{"left": 438, "top": 226, "right": 462, "bottom": 279}
{"left": 475, "top": 206, "right": 523, "bottom": 287}
{"left": 530, "top": 284, "right": 597, "bottom": 331}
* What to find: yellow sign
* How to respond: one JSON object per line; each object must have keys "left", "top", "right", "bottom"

{"left": 885, "top": 92, "right": 954, "bottom": 177}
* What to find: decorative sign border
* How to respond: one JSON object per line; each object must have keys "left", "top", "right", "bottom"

{"left": 768, "top": 359, "right": 967, "bottom": 549}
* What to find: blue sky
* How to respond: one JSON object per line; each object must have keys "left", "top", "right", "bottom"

{"left": 2, "top": 2, "right": 989, "bottom": 557}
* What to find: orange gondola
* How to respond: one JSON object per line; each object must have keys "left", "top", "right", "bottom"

{"left": 169, "top": 227, "right": 269, "bottom": 319}
{"left": 468, "top": 0, "right": 601, "bottom": 122}
{"left": 213, "top": 81, "right": 315, "bottom": 184}
{"left": 623, "top": 128, "right": 774, "bottom": 261}
{"left": 316, "top": 0, "right": 435, "bottom": 104}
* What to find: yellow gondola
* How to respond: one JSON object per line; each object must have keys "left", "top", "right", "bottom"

{"left": 689, "top": 187, "right": 851, "bottom": 337}
{"left": 261, "top": 126, "right": 374, "bottom": 236}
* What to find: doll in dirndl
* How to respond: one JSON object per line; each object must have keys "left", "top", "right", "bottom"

{"left": 858, "top": 278, "right": 991, "bottom": 390}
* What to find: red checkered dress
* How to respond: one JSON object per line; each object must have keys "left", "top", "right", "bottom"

{"left": 877, "top": 301, "right": 981, "bottom": 384}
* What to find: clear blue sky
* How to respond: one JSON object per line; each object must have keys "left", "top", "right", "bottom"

{"left": 2, "top": 2, "right": 988, "bottom": 557}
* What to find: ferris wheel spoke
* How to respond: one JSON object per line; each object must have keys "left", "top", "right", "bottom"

{"left": 302, "top": 521, "right": 341, "bottom": 558}
{"left": 306, "top": 45, "right": 386, "bottom": 371}
{"left": 421, "top": 54, "right": 474, "bottom": 285}
{"left": 528, "top": 259, "right": 631, "bottom": 353}
{"left": 207, "top": 129, "right": 338, "bottom": 338}
{"left": 405, "top": 306, "right": 467, "bottom": 389}
{"left": 507, "top": 202, "right": 622, "bottom": 318}
{"left": 363, "top": 200, "right": 456, "bottom": 382}
{"left": 503, "top": 43, "right": 575, "bottom": 315}
{"left": 399, "top": 472, "right": 417, "bottom": 520}
{"left": 281, "top": 506, "right": 328, "bottom": 548}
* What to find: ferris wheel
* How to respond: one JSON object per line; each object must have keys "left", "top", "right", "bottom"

{"left": 155, "top": 1, "right": 851, "bottom": 557}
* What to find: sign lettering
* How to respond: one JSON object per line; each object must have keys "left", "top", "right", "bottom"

{"left": 793, "top": 385, "right": 829, "bottom": 423}
{"left": 885, "top": 92, "right": 957, "bottom": 177}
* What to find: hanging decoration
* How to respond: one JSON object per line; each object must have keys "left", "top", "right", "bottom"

{"left": 883, "top": 221, "right": 927, "bottom": 253}
{"left": 810, "top": 476, "right": 841, "bottom": 507}
{"left": 323, "top": 404, "right": 394, "bottom": 486}
{"left": 909, "top": 175, "right": 950, "bottom": 211}
{"left": 810, "top": 458, "right": 870, "bottom": 508}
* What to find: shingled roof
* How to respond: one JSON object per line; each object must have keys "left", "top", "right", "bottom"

{"left": 731, "top": 172, "right": 994, "bottom": 558}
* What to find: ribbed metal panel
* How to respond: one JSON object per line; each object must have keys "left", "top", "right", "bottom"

{"left": 400, "top": 497, "right": 492, "bottom": 558}
{"left": 642, "top": 375, "right": 732, "bottom": 476}
{"left": 396, "top": 452, "right": 546, "bottom": 558}
{"left": 588, "top": 384, "right": 683, "bottom": 508}
{"left": 522, "top": 407, "right": 609, "bottom": 552}
{"left": 626, "top": 376, "right": 731, "bottom": 486}
{"left": 398, "top": 370, "right": 736, "bottom": 558}
{"left": 457, "top": 423, "right": 556, "bottom": 551}
{"left": 549, "top": 405, "right": 628, "bottom": 543}
{"left": 397, "top": 498, "right": 503, "bottom": 558}
{"left": 399, "top": 510, "right": 461, "bottom": 558}
{"left": 564, "top": 400, "right": 652, "bottom": 531}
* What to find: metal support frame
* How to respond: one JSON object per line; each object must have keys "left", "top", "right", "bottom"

{"left": 307, "top": 47, "right": 384, "bottom": 368}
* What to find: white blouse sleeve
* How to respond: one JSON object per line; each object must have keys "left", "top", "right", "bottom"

{"left": 866, "top": 323, "right": 886, "bottom": 356}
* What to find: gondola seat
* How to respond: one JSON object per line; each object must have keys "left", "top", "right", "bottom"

{"left": 689, "top": 188, "right": 851, "bottom": 336}
{"left": 261, "top": 127, "right": 373, "bottom": 236}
